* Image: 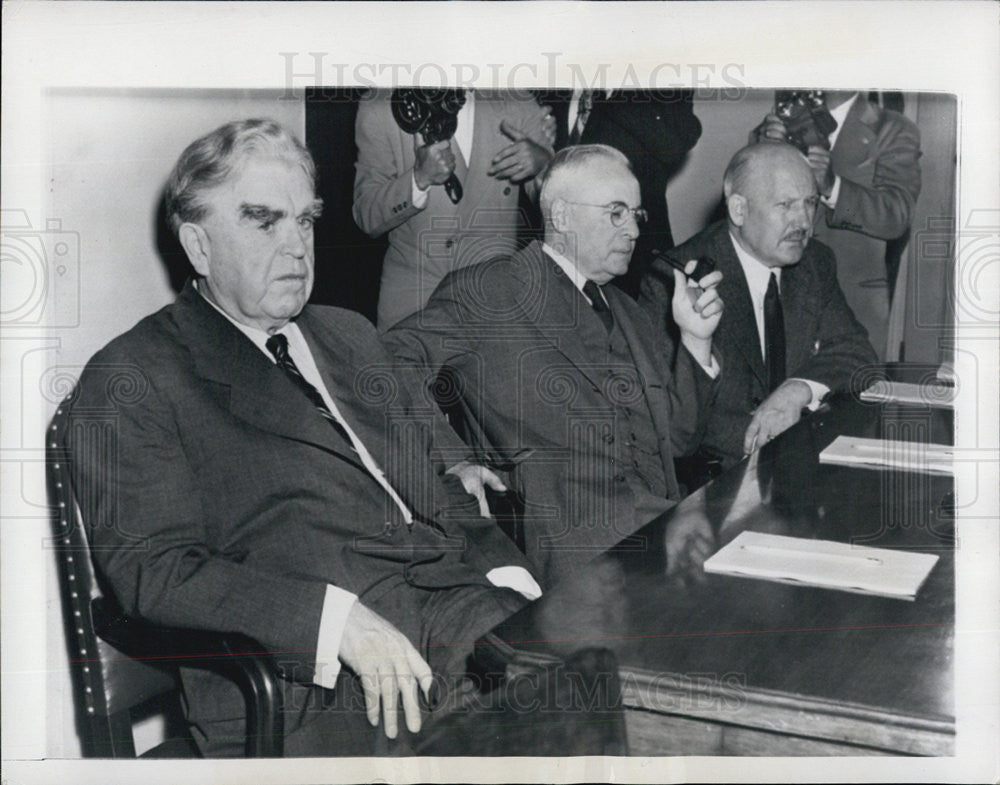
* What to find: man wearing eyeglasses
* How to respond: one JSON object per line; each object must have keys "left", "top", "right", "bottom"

{"left": 385, "top": 144, "right": 723, "bottom": 587}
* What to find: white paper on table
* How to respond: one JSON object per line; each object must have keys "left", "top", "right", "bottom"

{"left": 859, "top": 380, "right": 955, "bottom": 408}
{"left": 819, "top": 435, "right": 953, "bottom": 475}
{"left": 936, "top": 361, "right": 956, "bottom": 384}
{"left": 703, "top": 531, "right": 940, "bottom": 600}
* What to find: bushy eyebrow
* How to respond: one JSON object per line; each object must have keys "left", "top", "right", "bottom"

{"left": 238, "top": 199, "right": 324, "bottom": 223}
{"left": 303, "top": 199, "right": 324, "bottom": 220}
{"left": 239, "top": 203, "right": 285, "bottom": 223}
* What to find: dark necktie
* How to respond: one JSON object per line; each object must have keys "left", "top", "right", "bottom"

{"left": 763, "top": 272, "right": 786, "bottom": 393}
{"left": 582, "top": 280, "right": 614, "bottom": 332}
{"left": 568, "top": 90, "right": 594, "bottom": 145}
{"left": 266, "top": 333, "right": 354, "bottom": 447}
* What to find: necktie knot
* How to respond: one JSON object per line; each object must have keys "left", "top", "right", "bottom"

{"left": 583, "top": 280, "right": 614, "bottom": 331}
{"left": 266, "top": 333, "right": 290, "bottom": 364}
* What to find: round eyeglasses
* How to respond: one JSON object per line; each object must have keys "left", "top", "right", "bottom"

{"left": 564, "top": 200, "right": 648, "bottom": 227}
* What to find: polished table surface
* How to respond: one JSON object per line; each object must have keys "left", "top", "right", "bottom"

{"left": 477, "top": 367, "right": 955, "bottom": 755}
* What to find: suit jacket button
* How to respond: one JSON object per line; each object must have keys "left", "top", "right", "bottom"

{"left": 445, "top": 239, "right": 454, "bottom": 249}
{"left": 751, "top": 396, "right": 762, "bottom": 407}
{"left": 503, "top": 186, "right": 511, "bottom": 196}
{"left": 615, "top": 473, "right": 626, "bottom": 482}
{"left": 604, "top": 434, "right": 615, "bottom": 444}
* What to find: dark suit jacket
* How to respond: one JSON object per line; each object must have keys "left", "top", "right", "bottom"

{"left": 64, "top": 282, "right": 531, "bottom": 745}
{"left": 385, "top": 241, "right": 715, "bottom": 585}
{"left": 639, "top": 221, "right": 877, "bottom": 469}
{"left": 538, "top": 89, "right": 702, "bottom": 297}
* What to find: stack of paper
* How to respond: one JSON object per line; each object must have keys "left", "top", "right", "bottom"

{"left": 859, "top": 380, "right": 955, "bottom": 408}
{"left": 819, "top": 435, "right": 953, "bottom": 475}
{"left": 703, "top": 531, "right": 939, "bottom": 600}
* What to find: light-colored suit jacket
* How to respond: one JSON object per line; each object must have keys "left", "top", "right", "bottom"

{"left": 386, "top": 241, "right": 715, "bottom": 585}
{"left": 640, "top": 221, "right": 877, "bottom": 469}
{"left": 815, "top": 97, "right": 922, "bottom": 358}
{"left": 353, "top": 89, "right": 552, "bottom": 330}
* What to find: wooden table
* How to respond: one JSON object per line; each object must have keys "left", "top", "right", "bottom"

{"left": 476, "top": 368, "right": 955, "bottom": 756}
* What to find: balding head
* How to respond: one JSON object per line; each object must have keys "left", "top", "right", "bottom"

{"left": 723, "top": 142, "right": 819, "bottom": 268}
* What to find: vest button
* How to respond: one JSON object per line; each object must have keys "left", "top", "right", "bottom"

{"left": 615, "top": 473, "right": 626, "bottom": 482}
{"left": 445, "top": 238, "right": 454, "bottom": 249}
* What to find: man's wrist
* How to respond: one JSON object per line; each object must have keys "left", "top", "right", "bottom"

{"left": 781, "top": 378, "right": 815, "bottom": 407}
{"left": 680, "top": 333, "right": 713, "bottom": 368}
{"left": 412, "top": 169, "right": 431, "bottom": 194}
{"left": 821, "top": 174, "right": 841, "bottom": 207}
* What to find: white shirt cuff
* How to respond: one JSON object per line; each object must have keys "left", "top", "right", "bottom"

{"left": 486, "top": 566, "right": 543, "bottom": 601}
{"left": 411, "top": 172, "right": 430, "bottom": 209}
{"left": 312, "top": 584, "right": 358, "bottom": 690}
{"left": 790, "top": 377, "right": 831, "bottom": 411}
{"left": 820, "top": 174, "right": 842, "bottom": 208}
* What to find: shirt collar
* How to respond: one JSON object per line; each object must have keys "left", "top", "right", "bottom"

{"left": 729, "top": 231, "right": 781, "bottom": 296}
{"left": 827, "top": 92, "right": 858, "bottom": 149}
{"left": 541, "top": 242, "right": 600, "bottom": 303}
{"left": 195, "top": 280, "right": 297, "bottom": 358}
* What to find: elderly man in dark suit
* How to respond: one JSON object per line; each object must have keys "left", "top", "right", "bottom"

{"left": 63, "top": 119, "right": 546, "bottom": 757}
{"left": 385, "top": 144, "right": 724, "bottom": 586}
{"left": 640, "top": 143, "right": 877, "bottom": 478}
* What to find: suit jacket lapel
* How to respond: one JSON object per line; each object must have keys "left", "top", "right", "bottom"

{"left": 297, "top": 308, "right": 395, "bottom": 473}
{"left": 713, "top": 229, "right": 768, "bottom": 388}
{"left": 458, "top": 91, "right": 500, "bottom": 223}
{"left": 519, "top": 244, "right": 611, "bottom": 395}
{"left": 832, "top": 96, "right": 878, "bottom": 171}
{"left": 175, "top": 283, "right": 362, "bottom": 463}
{"left": 778, "top": 246, "right": 820, "bottom": 373}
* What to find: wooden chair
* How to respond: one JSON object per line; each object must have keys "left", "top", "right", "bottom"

{"left": 48, "top": 398, "right": 284, "bottom": 757}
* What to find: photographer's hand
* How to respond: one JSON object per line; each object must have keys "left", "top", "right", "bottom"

{"left": 751, "top": 112, "right": 788, "bottom": 144}
{"left": 806, "top": 145, "right": 836, "bottom": 198}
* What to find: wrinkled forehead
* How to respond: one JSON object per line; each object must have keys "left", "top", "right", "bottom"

{"left": 751, "top": 158, "right": 817, "bottom": 202}
{"left": 211, "top": 153, "right": 316, "bottom": 207}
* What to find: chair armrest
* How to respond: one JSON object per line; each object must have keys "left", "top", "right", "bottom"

{"left": 92, "top": 598, "right": 284, "bottom": 757}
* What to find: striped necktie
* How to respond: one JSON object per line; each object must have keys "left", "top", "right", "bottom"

{"left": 266, "top": 333, "right": 354, "bottom": 448}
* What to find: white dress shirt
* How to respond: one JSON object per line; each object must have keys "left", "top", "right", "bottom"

{"left": 542, "top": 243, "right": 720, "bottom": 378}
{"left": 412, "top": 90, "right": 475, "bottom": 208}
{"left": 198, "top": 286, "right": 539, "bottom": 689}
{"left": 729, "top": 233, "right": 829, "bottom": 408}
{"left": 819, "top": 92, "right": 858, "bottom": 209}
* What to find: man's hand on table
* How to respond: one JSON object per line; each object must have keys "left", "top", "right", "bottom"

{"left": 338, "top": 602, "right": 433, "bottom": 739}
{"left": 743, "top": 379, "right": 814, "bottom": 455}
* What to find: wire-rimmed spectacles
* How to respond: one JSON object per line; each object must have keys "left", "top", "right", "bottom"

{"left": 564, "top": 200, "right": 648, "bottom": 227}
